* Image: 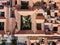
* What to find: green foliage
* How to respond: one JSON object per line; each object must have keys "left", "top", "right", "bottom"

{"left": 1, "top": 40, "right": 6, "bottom": 45}
{"left": 23, "top": 16, "right": 31, "bottom": 28}
{"left": 11, "top": 39, "right": 17, "bottom": 45}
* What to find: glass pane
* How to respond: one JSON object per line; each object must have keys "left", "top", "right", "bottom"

{"left": 31, "top": 43, "right": 34, "bottom": 45}
{"left": 37, "top": 23, "right": 41, "bottom": 30}
{"left": 0, "top": 5, "right": 4, "bottom": 9}
{"left": 53, "top": 27, "right": 58, "bottom": 32}
{"left": 1, "top": 12, "right": 4, "bottom": 17}
{"left": 21, "top": 1, "right": 29, "bottom": 9}
{"left": 21, "top": 15, "right": 31, "bottom": 30}
{"left": 0, "top": 22, "right": 4, "bottom": 30}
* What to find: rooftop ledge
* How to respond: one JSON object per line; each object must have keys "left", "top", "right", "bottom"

{"left": 15, "top": 34, "right": 60, "bottom": 37}
{"left": 0, "top": 34, "right": 60, "bottom": 37}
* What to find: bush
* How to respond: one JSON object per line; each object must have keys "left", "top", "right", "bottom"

{"left": 1, "top": 40, "right": 6, "bottom": 45}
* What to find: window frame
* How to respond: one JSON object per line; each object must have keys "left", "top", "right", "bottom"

{"left": 36, "top": 23, "right": 42, "bottom": 30}
{"left": 0, "top": 22, "right": 4, "bottom": 30}
{"left": 20, "top": 15, "right": 32, "bottom": 30}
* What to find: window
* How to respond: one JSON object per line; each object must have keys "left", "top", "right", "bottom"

{"left": 49, "top": 2, "right": 57, "bottom": 10}
{"left": 49, "top": 4, "right": 54, "bottom": 10}
{"left": 54, "top": 13, "right": 58, "bottom": 17}
{"left": 47, "top": 9, "right": 50, "bottom": 15}
{"left": 37, "top": 23, "right": 41, "bottom": 30}
{"left": 42, "top": 3, "right": 47, "bottom": 10}
{"left": 21, "top": 1, "right": 29, "bottom": 9}
{"left": 21, "top": 15, "right": 31, "bottom": 30}
{"left": 15, "top": 0, "right": 17, "bottom": 5}
{"left": 52, "top": 41, "right": 56, "bottom": 45}
{"left": 2, "top": 3, "right": 6, "bottom": 5}
{"left": 0, "top": 12, "right": 5, "bottom": 17}
{"left": 48, "top": 41, "right": 51, "bottom": 45}
{"left": 7, "top": 1, "right": 10, "bottom": 5}
{"left": 44, "top": 25, "right": 50, "bottom": 31}
{"left": 53, "top": 3, "right": 57, "bottom": 8}
{"left": 36, "top": 43, "right": 40, "bottom": 45}
{"left": 0, "top": 22, "right": 4, "bottom": 30}
{"left": 53, "top": 27, "right": 58, "bottom": 32}
{"left": 31, "top": 43, "right": 34, "bottom": 45}
{"left": 51, "top": 20, "right": 53, "bottom": 23}
{"left": 0, "top": 5, "right": 4, "bottom": 9}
